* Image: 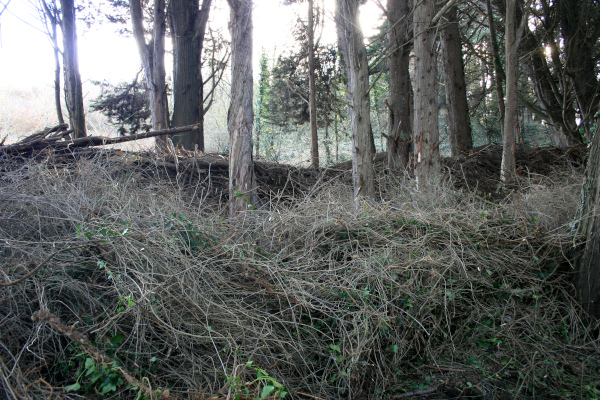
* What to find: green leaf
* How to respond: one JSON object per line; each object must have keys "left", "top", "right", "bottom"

{"left": 65, "top": 382, "right": 81, "bottom": 392}
{"left": 84, "top": 358, "right": 95, "bottom": 369}
{"left": 110, "top": 332, "right": 124, "bottom": 345}
{"left": 261, "top": 385, "right": 275, "bottom": 399}
{"left": 279, "top": 390, "right": 288, "bottom": 398}
{"left": 101, "top": 382, "right": 117, "bottom": 394}
{"left": 390, "top": 344, "right": 399, "bottom": 353}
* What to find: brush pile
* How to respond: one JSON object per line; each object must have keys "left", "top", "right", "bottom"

{"left": 1, "top": 148, "right": 598, "bottom": 400}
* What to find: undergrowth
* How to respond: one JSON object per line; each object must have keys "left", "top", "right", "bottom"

{"left": 0, "top": 151, "right": 598, "bottom": 400}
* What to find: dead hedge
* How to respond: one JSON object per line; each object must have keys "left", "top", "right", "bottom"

{"left": 1, "top": 150, "right": 598, "bottom": 400}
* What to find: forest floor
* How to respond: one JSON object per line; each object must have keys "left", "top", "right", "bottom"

{"left": 1, "top": 143, "right": 598, "bottom": 400}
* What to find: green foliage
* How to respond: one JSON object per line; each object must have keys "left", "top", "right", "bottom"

{"left": 165, "top": 212, "right": 218, "bottom": 253}
{"left": 226, "top": 361, "right": 287, "bottom": 400}
{"left": 64, "top": 331, "right": 126, "bottom": 396}
{"left": 263, "top": 20, "right": 344, "bottom": 129}
{"left": 90, "top": 74, "right": 151, "bottom": 136}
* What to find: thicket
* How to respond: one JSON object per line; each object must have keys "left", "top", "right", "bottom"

{"left": 1, "top": 150, "right": 598, "bottom": 399}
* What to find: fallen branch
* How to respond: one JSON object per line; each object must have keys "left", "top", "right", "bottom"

{"left": 31, "top": 310, "right": 176, "bottom": 399}
{"left": 1, "top": 124, "right": 199, "bottom": 155}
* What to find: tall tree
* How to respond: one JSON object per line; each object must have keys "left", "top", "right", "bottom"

{"left": 39, "top": 0, "right": 64, "bottom": 125}
{"left": 440, "top": 6, "right": 472, "bottom": 157}
{"left": 282, "top": 0, "right": 321, "bottom": 167}
{"left": 557, "top": 0, "right": 600, "bottom": 142}
{"left": 501, "top": 0, "right": 518, "bottom": 183}
{"left": 386, "top": 0, "right": 412, "bottom": 169}
{"left": 485, "top": 0, "right": 505, "bottom": 140}
{"left": 521, "top": 25, "right": 581, "bottom": 147}
{"left": 307, "top": 0, "right": 319, "bottom": 168}
{"left": 169, "top": 0, "right": 212, "bottom": 151}
{"left": 336, "top": 0, "right": 374, "bottom": 202}
{"left": 227, "top": 0, "right": 256, "bottom": 216}
{"left": 254, "top": 51, "right": 269, "bottom": 159}
{"left": 413, "top": 0, "right": 439, "bottom": 187}
{"left": 60, "top": 0, "right": 86, "bottom": 138}
{"left": 516, "top": 0, "right": 599, "bottom": 147}
{"left": 576, "top": 121, "right": 600, "bottom": 319}
{"left": 502, "top": 0, "right": 529, "bottom": 183}
{"left": 130, "top": 0, "right": 168, "bottom": 140}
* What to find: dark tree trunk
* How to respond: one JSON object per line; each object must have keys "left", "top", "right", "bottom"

{"left": 60, "top": 0, "right": 86, "bottom": 138}
{"left": 521, "top": 27, "right": 582, "bottom": 147}
{"left": 559, "top": 0, "right": 600, "bottom": 143}
{"left": 169, "top": 0, "right": 212, "bottom": 151}
{"left": 386, "top": 0, "right": 412, "bottom": 169}
{"left": 308, "top": 0, "right": 319, "bottom": 168}
{"left": 53, "top": 42, "right": 64, "bottom": 125}
{"left": 501, "top": 0, "right": 518, "bottom": 183}
{"left": 151, "top": 0, "right": 169, "bottom": 150}
{"left": 486, "top": 0, "right": 505, "bottom": 139}
{"left": 440, "top": 6, "right": 472, "bottom": 157}
{"left": 413, "top": 0, "right": 439, "bottom": 187}
{"left": 336, "top": 0, "right": 374, "bottom": 203}
{"left": 41, "top": 0, "right": 64, "bottom": 125}
{"left": 130, "top": 0, "right": 169, "bottom": 151}
{"left": 227, "top": 0, "right": 256, "bottom": 216}
{"left": 576, "top": 120, "right": 600, "bottom": 319}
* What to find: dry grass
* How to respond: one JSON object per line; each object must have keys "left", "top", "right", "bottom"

{"left": 0, "top": 151, "right": 598, "bottom": 400}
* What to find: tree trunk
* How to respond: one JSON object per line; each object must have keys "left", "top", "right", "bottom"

{"left": 53, "top": 40, "right": 64, "bottom": 125}
{"left": 130, "top": 0, "right": 169, "bottom": 150}
{"left": 169, "top": 0, "right": 211, "bottom": 151}
{"left": 576, "top": 120, "right": 600, "bottom": 319}
{"left": 386, "top": 0, "right": 412, "bottom": 169}
{"left": 254, "top": 52, "right": 269, "bottom": 159}
{"left": 60, "top": 0, "right": 86, "bottom": 138}
{"left": 486, "top": 0, "right": 505, "bottom": 139}
{"left": 413, "top": 0, "right": 439, "bottom": 188}
{"left": 308, "top": 0, "right": 319, "bottom": 168}
{"left": 440, "top": 6, "right": 472, "bottom": 157}
{"left": 227, "top": 0, "right": 256, "bottom": 216}
{"left": 501, "top": 0, "right": 518, "bottom": 183}
{"left": 152, "top": 0, "right": 169, "bottom": 149}
{"left": 521, "top": 27, "right": 582, "bottom": 147}
{"left": 559, "top": 0, "right": 600, "bottom": 143}
{"left": 41, "top": 0, "right": 64, "bottom": 125}
{"left": 336, "top": 0, "right": 374, "bottom": 203}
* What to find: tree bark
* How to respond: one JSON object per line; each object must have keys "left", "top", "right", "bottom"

{"left": 307, "top": 0, "right": 319, "bottom": 168}
{"left": 130, "top": 0, "right": 169, "bottom": 150}
{"left": 440, "top": 6, "right": 472, "bottom": 157}
{"left": 485, "top": 0, "right": 505, "bottom": 140}
{"left": 227, "top": 0, "right": 256, "bottom": 216}
{"left": 53, "top": 34, "right": 64, "bottom": 125}
{"left": 41, "top": 0, "right": 65, "bottom": 125}
{"left": 520, "top": 25, "right": 582, "bottom": 147}
{"left": 501, "top": 0, "right": 518, "bottom": 183}
{"left": 559, "top": 0, "right": 600, "bottom": 143}
{"left": 60, "top": 0, "right": 86, "bottom": 138}
{"left": 169, "top": 0, "right": 212, "bottom": 151}
{"left": 576, "top": 120, "right": 600, "bottom": 319}
{"left": 386, "top": 0, "right": 412, "bottom": 169}
{"left": 336, "top": 0, "right": 374, "bottom": 203}
{"left": 413, "top": 0, "right": 440, "bottom": 188}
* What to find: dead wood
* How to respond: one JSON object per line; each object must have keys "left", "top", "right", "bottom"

{"left": 31, "top": 310, "right": 176, "bottom": 399}
{"left": 0, "top": 123, "right": 199, "bottom": 155}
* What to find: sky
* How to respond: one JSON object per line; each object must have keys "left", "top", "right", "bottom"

{"left": 0, "top": 0, "right": 382, "bottom": 91}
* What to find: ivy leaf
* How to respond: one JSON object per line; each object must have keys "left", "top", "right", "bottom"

{"left": 261, "top": 385, "right": 275, "bottom": 399}
{"left": 65, "top": 382, "right": 81, "bottom": 392}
